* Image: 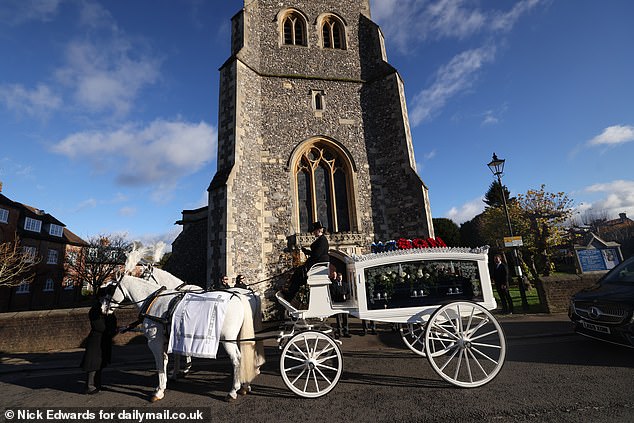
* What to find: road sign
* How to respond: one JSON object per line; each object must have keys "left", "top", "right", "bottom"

{"left": 504, "top": 236, "right": 523, "bottom": 247}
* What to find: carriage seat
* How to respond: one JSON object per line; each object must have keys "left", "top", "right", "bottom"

{"left": 276, "top": 262, "right": 348, "bottom": 320}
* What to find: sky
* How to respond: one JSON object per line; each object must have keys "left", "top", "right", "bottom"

{"left": 1, "top": 0, "right": 633, "bottom": 247}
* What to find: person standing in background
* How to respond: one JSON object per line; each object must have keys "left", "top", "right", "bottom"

{"left": 492, "top": 254, "right": 514, "bottom": 314}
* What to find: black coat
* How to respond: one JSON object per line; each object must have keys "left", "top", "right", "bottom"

{"left": 329, "top": 278, "right": 349, "bottom": 302}
{"left": 80, "top": 304, "right": 117, "bottom": 372}
{"left": 303, "top": 235, "right": 330, "bottom": 269}
{"left": 492, "top": 262, "right": 509, "bottom": 288}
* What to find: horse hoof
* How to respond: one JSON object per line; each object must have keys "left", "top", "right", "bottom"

{"left": 237, "top": 387, "right": 249, "bottom": 396}
{"left": 224, "top": 395, "right": 236, "bottom": 403}
{"left": 150, "top": 395, "right": 163, "bottom": 403}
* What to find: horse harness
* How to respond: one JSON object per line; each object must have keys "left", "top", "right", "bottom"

{"left": 116, "top": 284, "right": 243, "bottom": 337}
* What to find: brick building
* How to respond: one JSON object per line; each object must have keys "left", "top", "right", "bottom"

{"left": 597, "top": 212, "right": 634, "bottom": 258}
{"left": 0, "top": 191, "right": 88, "bottom": 312}
{"left": 169, "top": 0, "right": 435, "bottom": 293}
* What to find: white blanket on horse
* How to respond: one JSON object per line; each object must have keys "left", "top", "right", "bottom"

{"left": 168, "top": 292, "right": 232, "bottom": 359}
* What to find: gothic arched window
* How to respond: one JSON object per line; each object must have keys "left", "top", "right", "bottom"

{"left": 282, "top": 11, "right": 307, "bottom": 46}
{"left": 294, "top": 142, "right": 353, "bottom": 233}
{"left": 321, "top": 16, "right": 346, "bottom": 49}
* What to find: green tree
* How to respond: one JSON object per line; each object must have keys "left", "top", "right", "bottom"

{"left": 432, "top": 218, "right": 461, "bottom": 246}
{"left": 478, "top": 201, "right": 528, "bottom": 250}
{"left": 516, "top": 185, "right": 573, "bottom": 276}
{"left": 459, "top": 214, "right": 486, "bottom": 248}
{"left": 479, "top": 185, "right": 573, "bottom": 277}
{"left": 484, "top": 180, "right": 513, "bottom": 208}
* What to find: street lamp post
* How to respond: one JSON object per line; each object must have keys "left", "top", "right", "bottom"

{"left": 487, "top": 153, "right": 529, "bottom": 311}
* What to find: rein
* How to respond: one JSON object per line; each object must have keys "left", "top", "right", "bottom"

{"left": 244, "top": 268, "right": 295, "bottom": 288}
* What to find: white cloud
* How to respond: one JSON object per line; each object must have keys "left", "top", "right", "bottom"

{"left": 51, "top": 119, "right": 217, "bottom": 196}
{"left": 0, "top": 0, "right": 62, "bottom": 25}
{"left": 77, "top": 0, "right": 117, "bottom": 30}
{"left": 582, "top": 180, "right": 634, "bottom": 218}
{"left": 424, "top": 149, "right": 437, "bottom": 160}
{"left": 0, "top": 158, "right": 35, "bottom": 180}
{"left": 446, "top": 197, "right": 485, "bottom": 224}
{"left": 1, "top": 1, "right": 160, "bottom": 120}
{"left": 588, "top": 125, "right": 634, "bottom": 147}
{"left": 482, "top": 110, "right": 499, "bottom": 126}
{"left": 0, "top": 84, "right": 62, "bottom": 117}
{"left": 119, "top": 206, "right": 137, "bottom": 217}
{"left": 371, "top": 0, "right": 542, "bottom": 125}
{"left": 490, "top": 0, "right": 542, "bottom": 32}
{"left": 410, "top": 46, "right": 496, "bottom": 125}
{"left": 75, "top": 198, "right": 98, "bottom": 212}
{"left": 55, "top": 39, "right": 161, "bottom": 117}
{"left": 371, "top": 0, "right": 542, "bottom": 52}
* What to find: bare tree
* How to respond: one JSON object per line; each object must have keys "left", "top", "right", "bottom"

{"left": 64, "top": 234, "right": 131, "bottom": 296}
{"left": 0, "top": 237, "right": 39, "bottom": 287}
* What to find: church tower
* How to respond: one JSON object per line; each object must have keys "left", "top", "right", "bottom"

{"left": 207, "top": 0, "right": 434, "bottom": 288}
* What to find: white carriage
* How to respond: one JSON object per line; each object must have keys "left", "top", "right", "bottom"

{"left": 275, "top": 246, "right": 506, "bottom": 398}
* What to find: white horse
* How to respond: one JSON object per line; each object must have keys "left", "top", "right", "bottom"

{"left": 121, "top": 242, "right": 201, "bottom": 377}
{"left": 103, "top": 274, "right": 264, "bottom": 402}
{"left": 134, "top": 261, "right": 265, "bottom": 381}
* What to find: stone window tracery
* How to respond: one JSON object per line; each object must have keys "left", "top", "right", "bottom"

{"left": 294, "top": 142, "right": 353, "bottom": 233}
{"left": 321, "top": 16, "right": 346, "bottom": 49}
{"left": 281, "top": 11, "right": 307, "bottom": 46}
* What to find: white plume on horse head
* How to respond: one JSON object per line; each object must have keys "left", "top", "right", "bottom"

{"left": 125, "top": 242, "right": 150, "bottom": 274}
{"left": 152, "top": 241, "right": 166, "bottom": 264}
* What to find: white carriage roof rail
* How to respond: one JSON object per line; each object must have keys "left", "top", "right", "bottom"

{"left": 350, "top": 246, "right": 490, "bottom": 262}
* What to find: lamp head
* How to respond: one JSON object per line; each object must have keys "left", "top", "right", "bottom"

{"left": 487, "top": 153, "right": 505, "bottom": 176}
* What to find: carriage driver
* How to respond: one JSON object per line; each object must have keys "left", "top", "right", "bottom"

{"left": 283, "top": 221, "right": 330, "bottom": 306}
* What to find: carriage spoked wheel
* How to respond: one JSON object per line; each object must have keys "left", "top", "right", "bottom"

{"left": 399, "top": 323, "right": 427, "bottom": 356}
{"left": 280, "top": 330, "right": 343, "bottom": 398}
{"left": 424, "top": 301, "right": 506, "bottom": 388}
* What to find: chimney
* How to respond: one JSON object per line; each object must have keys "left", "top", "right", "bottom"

{"left": 0, "top": 181, "right": 3, "bottom": 192}
{"left": 619, "top": 212, "right": 627, "bottom": 222}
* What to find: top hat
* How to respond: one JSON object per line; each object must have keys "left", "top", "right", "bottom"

{"left": 310, "top": 221, "right": 325, "bottom": 232}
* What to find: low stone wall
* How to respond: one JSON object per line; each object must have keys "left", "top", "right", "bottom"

{"left": 537, "top": 273, "right": 604, "bottom": 313}
{"left": 0, "top": 307, "right": 143, "bottom": 353}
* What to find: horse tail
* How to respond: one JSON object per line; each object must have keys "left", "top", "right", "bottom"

{"left": 252, "top": 295, "right": 266, "bottom": 368}
{"left": 238, "top": 294, "right": 265, "bottom": 384}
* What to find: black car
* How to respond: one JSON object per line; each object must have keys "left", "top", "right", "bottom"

{"left": 569, "top": 256, "right": 634, "bottom": 348}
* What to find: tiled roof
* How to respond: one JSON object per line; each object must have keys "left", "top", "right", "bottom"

{"left": 0, "top": 191, "right": 86, "bottom": 245}
{"left": 63, "top": 228, "right": 88, "bottom": 246}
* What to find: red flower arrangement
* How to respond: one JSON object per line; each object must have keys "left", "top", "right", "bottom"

{"left": 412, "top": 238, "right": 428, "bottom": 248}
{"left": 373, "top": 237, "right": 447, "bottom": 253}
{"left": 394, "top": 237, "right": 447, "bottom": 250}
{"left": 396, "top": 238, "right": 413, "bottom": 249}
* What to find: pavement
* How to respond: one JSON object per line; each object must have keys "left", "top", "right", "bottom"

{"left": 0, "top": 313, "right": 574, "bottom": 377}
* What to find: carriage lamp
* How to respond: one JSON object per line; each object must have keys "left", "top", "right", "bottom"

{"left": 487, "top": 153, "right": 529, "bottom": 311}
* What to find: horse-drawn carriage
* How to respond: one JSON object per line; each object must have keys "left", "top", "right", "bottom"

{"left": 104, "top": 245, "right": 505, "bottom": 401}
{"left": 275, "top": 246, "right": 506, "bottom": 397}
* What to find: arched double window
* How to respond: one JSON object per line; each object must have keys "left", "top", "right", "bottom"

{"left": 293, "top": 141, "right": 354, "bottom": 233}
{"left": 281, "top": 11, "right": 307, "bottom": 46}
{"left": 321, "top": 15, "right": 346, "bottom": 49}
